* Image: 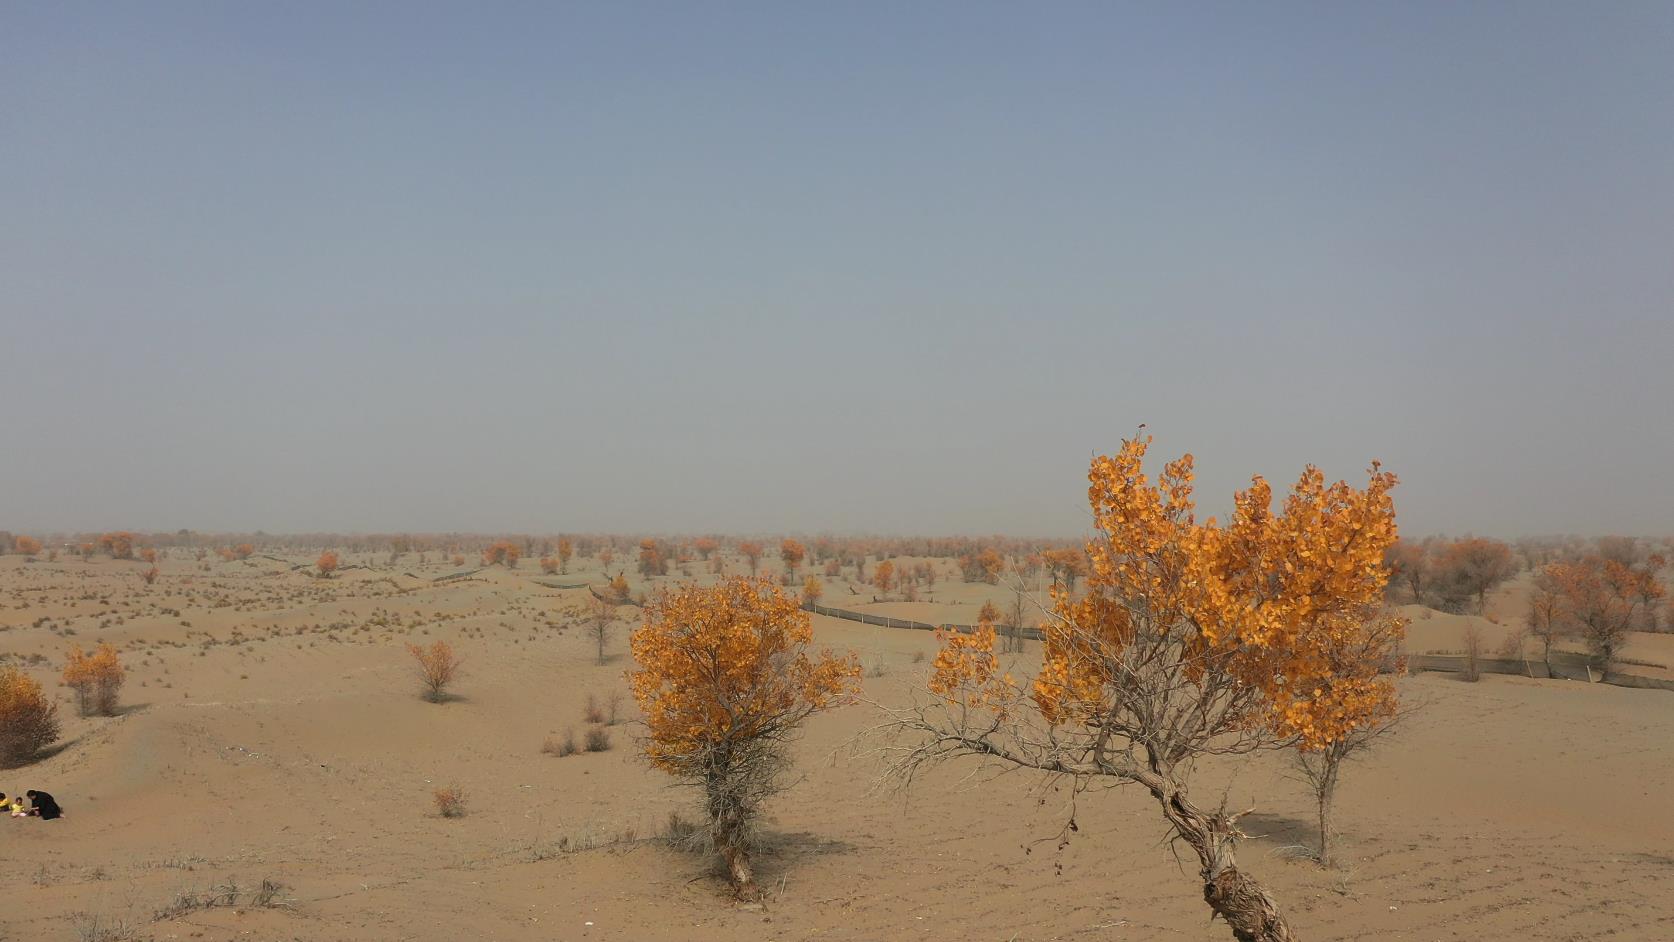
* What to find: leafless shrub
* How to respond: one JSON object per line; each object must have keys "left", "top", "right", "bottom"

{"left": 1462, "top": 623, "right": 1484, "bottom": 682}
{"left": 74, "top": 913, "right": 138, "bottom": 942}
{"left": 544, "top": 729, "right": 578, "bottom": 757}
{"left": 584, "top": 727, "right": 612, "bottom": 752}
{"left": 433, "top": 784, "right": 467, "bottom": 818}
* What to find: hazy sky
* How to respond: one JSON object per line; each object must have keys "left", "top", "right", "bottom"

{"left": 4, "top": 3, "right": 1672, "bottom": 538}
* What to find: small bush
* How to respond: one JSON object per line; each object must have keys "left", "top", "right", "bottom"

{"left": 663, "top": 810, "right": 703, "bottom": 851}
{"left": 408, "top": 641, "right": 462, "bottom": 702}
{"left": 433, "top": 785, "right": 467, "bottom": 818}
{"left": 582, "top": 693, "right": 605, "bottom": 725}
{"left": 1462, "top": 623, "right": 1484, "bottom": 682}
{"left": 0, "top": 666, "right": 61, "bottom": 766}
{"left": 544, "top": 729, "right": 579, "bottom": 757}
{"left": 584, "top": 727, "right": 612, "bottom": 752}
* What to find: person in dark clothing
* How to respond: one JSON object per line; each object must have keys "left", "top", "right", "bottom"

{"left": 25, "top": 790, "right": 61, "bottom": 820}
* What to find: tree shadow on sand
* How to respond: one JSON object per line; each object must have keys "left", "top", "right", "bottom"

{"left": 2, "top": 735, "right": 82, "bottom": 769}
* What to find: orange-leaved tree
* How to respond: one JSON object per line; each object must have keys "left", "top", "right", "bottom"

{"left": 482, "top": 540, "right": 520, "bottom": 568}
{"left": 100, "top": 531, "right": 136, "bottom": 559}
{"left": 630, "top": 578, "right": 859, "bottom": 898}
{"left": 15, "top": 535, "right": 42, "bottom": 557}
{"left": 316, "top": 550, "right": 339, "bottom": 578}
{"left": 884, "top": 436, "right": 1399, "bottom": 941}
{"left": 63, "top": 643, "right": 126, "bottom": 716}
{"left": 1549, "top": 554, "right": 1665, "bottom": 678}
{"left": 780, "top": 539, "right": 806, "bottom": 577}
{"left": 737, "top": 541, "right": 763, "bottom": 575}
{"left": 556, "top": 536, "right": 575, "bottom": 572}
{"left": 871, "top": 559, "right": 895, "bottom": 595}
{"left": 1291, "top": 608, "right": 1405, "bottom": 869}
{"left": 0, "top": 666, "right": 60, "bottom": 767}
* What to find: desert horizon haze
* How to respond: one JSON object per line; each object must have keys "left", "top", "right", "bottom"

{"left": 4, "top": 2, "right": 1673, "bottom": 536}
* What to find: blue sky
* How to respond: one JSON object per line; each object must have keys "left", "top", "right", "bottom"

{"left": 4, "top": 2, "right": 1671, "bottom": 536}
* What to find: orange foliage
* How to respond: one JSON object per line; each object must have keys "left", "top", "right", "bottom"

{"left": 693, "top": 537, "right": 718, "bottom": 560}
{"left": 99, "top": 532, "right": 136, "bottom": 559}
{"left": 871, "top": 559, "right": 895, "bottom": 594}
{"left": 482, "top": 540, "right": 521, "bottom": 568}
{"left": 220, "top": 543, "right": 255, "bottom": 562}
{"left": 738, "top": 541, "right": 764, "bottom": 574}
{"left": 631, "top": 578, "right": 860, "bottom": 770}
{"left": 63, "top": 643, "right": 125, "bottom": 716}
{"left": 929, "top": 605, "right": 1016, "bottom": 715}
{"left": 801, "top": 575, "right": 823, "bottom": 606}
{"left": 1547, "top": 554, "right": 1665, "bottom": 673}
{"left": 638, "top": 539, "right": 669, "bottom": 577}
{"left": 539, "top": 555, "right": 558, "bottom": 574}
{"left": 407, "top": 640, "right": 463, "bottom": 702}
{"left": 959, "top": 548, "right": 1005, "bottom": 584}
{"left": 0, "top": 666, "right": 60, "bottom": 766}
{"left": 630, "top": 578, "right": 859, "bottom": 895}
{"left": 316, "top": 551, "right": 339, "bottom": 578}
{"left": 140, "top": 547, "right": 158, "bottom": 564}
{"left": 780, "top": 539, "right": 806, "bottom": 575}
{"left": 932, "top": 436, "right": 1401, "bottom": 752}
{"left": 556, "top": 537, "right": 575, "bottom": 571}
{"left": 14, "top": 535, "right": 41, "bottom": 557}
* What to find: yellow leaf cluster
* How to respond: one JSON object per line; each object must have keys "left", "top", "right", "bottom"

{"left": 630, "top": 578, "right": 860, "bottom": 774}
{"left": 927, "top": 607, "right": 1019, "bottom": 716}
{"left": 947, "top": 436, "right": 1401, "bottom": 751}
{"left": 63, "top": 643, "right": 124, "bottom": 691}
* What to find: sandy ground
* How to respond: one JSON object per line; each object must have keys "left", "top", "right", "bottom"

{"left": 3, "top": 552, "right": 1673, "bottom": 941}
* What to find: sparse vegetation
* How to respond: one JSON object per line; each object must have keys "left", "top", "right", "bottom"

{"left": 433, "top": 784, "right": 467, "bottom": 817}
{"left": 408, "top": 640, "right": 462, "bottom": 702}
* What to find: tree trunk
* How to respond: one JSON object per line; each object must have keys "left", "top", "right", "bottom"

{"left": 1315, "top": 774, "right": 1336, "bottom": 870}
{"left": 1156, "top": 787, "right": 1298, "bottom": 942}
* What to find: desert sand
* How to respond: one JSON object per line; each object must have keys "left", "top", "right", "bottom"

{"left": 3, "top": 552, "right": 1673, "bottom": 941}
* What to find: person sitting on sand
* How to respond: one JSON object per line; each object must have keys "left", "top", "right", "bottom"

{"left": 26, "top": 791, "right": 61, "bottom": 820}
{"left": 23, "top": 791, "right": 57, "bottom": 819}
{"left": 7, "top": 795, "right": 25, "bottom": 818}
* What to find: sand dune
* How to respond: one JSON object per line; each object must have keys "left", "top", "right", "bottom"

{"left": 3, "top": 554, "right": 1673, "bottom": 940}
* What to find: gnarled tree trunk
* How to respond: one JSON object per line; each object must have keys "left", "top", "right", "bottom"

{"left": 1155, "top": 785, "right": 1298, "bottom": 942}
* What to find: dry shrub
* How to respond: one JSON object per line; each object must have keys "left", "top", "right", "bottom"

{"left": 583, "top": 693, "right": 605, "bottom": 725}
{"left": 408, "top": 641, "right": 462, "bottom": 702}
{"left": 1461, "top": 623, "right": 1484, "bottom": 682}
{"left": 584, "top": 727, "right": 612, "bottom": 752}
{"left": 141, "top": 566, "right": 158, "bottom": 585}
{"left": 544, "top": 729, "right": 579, "bottom": 757}
{"left": 433, "top": 785, "right": 467, "bottom": 818}
{"left": 0, "top": 666, "right": 61, "bottom": 767}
